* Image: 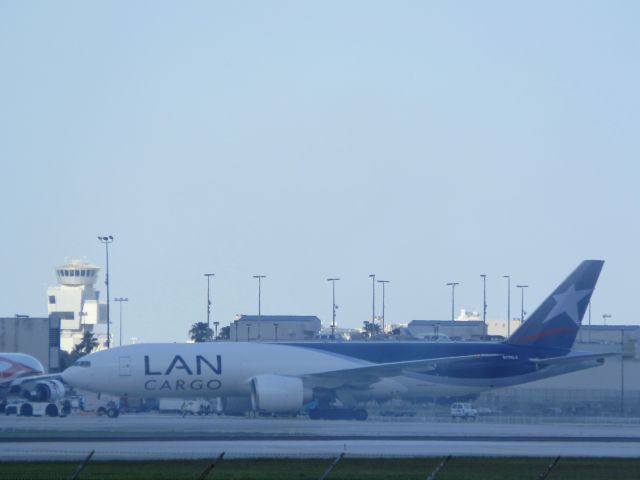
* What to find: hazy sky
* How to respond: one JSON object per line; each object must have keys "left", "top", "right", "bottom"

{"left": 1, "top": 1, "right": 639, "bottom": 343}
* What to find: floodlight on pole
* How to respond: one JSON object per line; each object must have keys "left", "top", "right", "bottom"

{"left": 98, "top": 235, "right": 114, "bottom": 349}
{"left": 327, "top": 278, "right": 340, "bottom": 339}
{"left": 369, "top": 274, "right": 376, "bottom": 327}
{"left": 204, "top": 273, "right": 215, "bottom": 327}
{"left": 503, "top": 275, "right": 511, "bottom": 336}
{"left": 480, "top": 274, "right": 487, "bottom": 326}
{"left": 253, "top": 275, "right": 266, "bottom": 340}
{"left": 621, "top": 328, "right": 625, "bottom": 415}
{"left": 516, "top": 285, "right": 529, "bottom": 323}
{"left": 446, "top": 282, "right": 459, "bottom": 321}
{"left": 377, "top": 280, "right": 390, "bottom": 333}
{"left": 114, "top": 297, "right": 129, "bottom": 347}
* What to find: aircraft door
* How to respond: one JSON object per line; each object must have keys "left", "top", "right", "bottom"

{"left": 119, "top": 356, "right": 132, "bottom": 376}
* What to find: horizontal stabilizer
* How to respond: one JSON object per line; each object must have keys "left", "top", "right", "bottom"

{"left": 529, "top": 352, "right": 618, "bottom": 366}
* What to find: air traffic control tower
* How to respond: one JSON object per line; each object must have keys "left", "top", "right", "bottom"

{"left": 47, "top": 261, "right": 106, "bottom": 353}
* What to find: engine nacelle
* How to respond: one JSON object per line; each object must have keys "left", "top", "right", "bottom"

{"left": 214, "top": 396, "right": 253, "bottom": 415}
{"left": 25, "top": 380, "right": 65, "bottom": 402}
{"left": 250, "top": 374, "right": 310, "bottom": 413}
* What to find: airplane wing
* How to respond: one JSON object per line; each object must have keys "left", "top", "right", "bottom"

{"left": 303, "top": 354, "right": 501, "bottom": 389}
{"left": 529, "top": 352, "right": 619, "bottom": 366}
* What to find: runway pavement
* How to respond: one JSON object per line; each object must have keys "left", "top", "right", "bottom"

{"left": 2, "top": 439, "right": 640, "bottom": 461}
{"left": 1, "top": 414, "right": 639, "bottom": 460}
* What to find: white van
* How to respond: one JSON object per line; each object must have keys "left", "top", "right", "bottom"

{"left": 450, "top": 402, "right": 478, "bottom": 419}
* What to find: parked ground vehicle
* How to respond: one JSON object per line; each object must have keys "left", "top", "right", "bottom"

{"left": 158, "top": 398, "right": 215, "bottom": 416}
{"left": 4, "top": 400, "right": 65, "bottom": 417}
{"left": 450, "top": 402, "right": 478, "bottom": 419}
{"left": 96, "top": 400, "right": 120, "bottom": 418}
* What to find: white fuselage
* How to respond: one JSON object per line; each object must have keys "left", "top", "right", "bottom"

{"left": 61, "top": 342, "right": 597, "bottom": 403}
{"left": 64, "top": 343, "right": 370, "bottom": 398}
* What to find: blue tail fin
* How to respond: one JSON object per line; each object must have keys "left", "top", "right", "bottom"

{"left": 507, "top": 260, "right": 604, "bottom": 351}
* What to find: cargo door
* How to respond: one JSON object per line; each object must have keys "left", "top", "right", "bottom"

{"left": 119, "top": 356, "right": 132, "bottom": 376}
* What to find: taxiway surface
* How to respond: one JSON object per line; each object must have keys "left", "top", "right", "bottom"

{"left": 1, "top": 414, "right": 639, "bottom": 460}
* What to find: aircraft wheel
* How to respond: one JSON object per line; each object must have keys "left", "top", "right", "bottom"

{"left": 45, "top": 404, "right": 59, "bottom": 417}
{"left": 354, "top": 409, "right": 368, "bottom": 421}
{"left": 107, "top": 408, "right": 120, "bottom": 418}
{"left": 20, "top": 404, "right": 33, "bottom": 417}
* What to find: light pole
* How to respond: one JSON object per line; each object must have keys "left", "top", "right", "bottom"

{"left": 516, "top": 285, "right": 528, "bottom": 323}
{"left": 98, "top": 235, "right": 114, "bottom": 349}
{"left": 480, "top": 274, "right": 487, "bottom": 326}
{"left": 274, "top": 322, "right": 279, "bottom": 342}
{"left": 253, "top": 275, "right": 266, "bottom": 340}
{"left": 327, "top": 278, "right": 340, "bottom": 339}
{"left": 503, "top": 275, "right": 511, "bottom": 336}
{"left": 377, "top": 280, "right": 390, "bottom": 333}
{"left": 621, "top": 328, "right": 625, "bottom": 416}
{"left": 369, "top": 274, "right": 376, "bottom": 328}
{"left": 446, "top": 282, "right": 459, "bottom": 321}
{"left": 213, "top": 321, "right": 219, "bottom": 340}
{"left": 603, "top": 313, "right": 612, "bottom": 326}
{"left": 204, "top": 273, "right": 215, "bottom": 327}
{"left": 114, "top": 297, "right": 129, "bottom": 347}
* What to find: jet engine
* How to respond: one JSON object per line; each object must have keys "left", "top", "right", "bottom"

{"left": 214, "top": 396, "right": 253, "bottom": 415}
{"left": 250, "top": 374, "right": 310, "bottom": 413}
{"left": 25, "top": 379, "right": 66, "bottom": 402}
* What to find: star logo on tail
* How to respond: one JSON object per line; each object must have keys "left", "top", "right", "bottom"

{"left": 543, "top": 285, "right": 592, "bottom": 325}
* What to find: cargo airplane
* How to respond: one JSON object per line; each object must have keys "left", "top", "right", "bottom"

{"left": 62, "top": 260, "right": 614, "bottom": 419}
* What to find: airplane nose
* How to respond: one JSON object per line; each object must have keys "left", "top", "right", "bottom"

{"left": 61, "top": 367, "right": 72, "bottom": 383}
{"left": 61, "top": 367, "right": 82, "bottom": 387}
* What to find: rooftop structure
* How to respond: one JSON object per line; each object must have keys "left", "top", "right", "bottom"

{"left": 407, "top": 320, "right": 487, "bottom": 340}
{"left": 230, "top": 315, "right": 321, "bottom": 341}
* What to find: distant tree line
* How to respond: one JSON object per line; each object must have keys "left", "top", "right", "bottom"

{"left": 189, "top": 322, "right": 230, "bottom": 342}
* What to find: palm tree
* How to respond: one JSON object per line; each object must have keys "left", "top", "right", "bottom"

{"left": 73, "top": 330, "right": 99, "bottom": 356}
{"left": 60, "top": 331, "right": 99, "bottom": 369}
{"left": 189, "top": 322, "right": 214, "bottom": 343}
{"left": 218, "top": 326, "right": 230, "bottom": 340}
{"left": 363, "top": 320, "right": 381, "bottom": 337}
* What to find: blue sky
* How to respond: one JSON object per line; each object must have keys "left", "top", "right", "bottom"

{"left": 1, "top": 1, "right": 638, "bottom": 342}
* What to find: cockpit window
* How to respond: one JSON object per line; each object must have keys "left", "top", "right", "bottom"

{"left": 73, "top": 360, "right": 91, "bottom": 368}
